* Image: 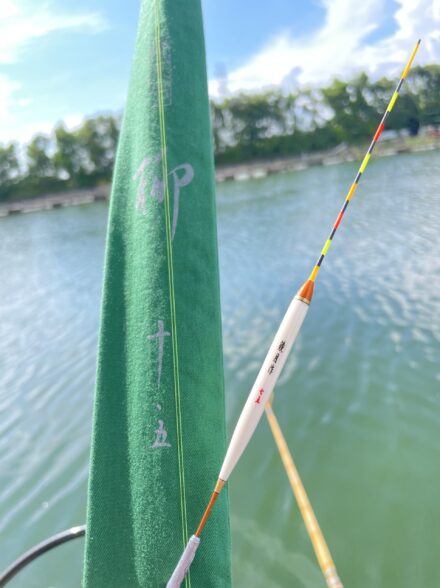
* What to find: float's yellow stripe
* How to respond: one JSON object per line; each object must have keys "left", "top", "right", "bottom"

{"left": 359, "top": 152, "right": 371, "bottom": 173}
{"left": 402, "top": 39, "right": 421, "bottom": 79}
{"left": 387, "top": 91, "right": 399, "bottom": 112}
{"left": 309, "top": 265, "right": 320, "bottom": 282}
{"left": 346, "top": 183, "right": 357, "bottom": 201}
{"left": 321, "top": 239, "right": 332, "bottom": 257}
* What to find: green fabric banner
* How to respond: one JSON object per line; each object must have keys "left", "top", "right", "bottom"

{"left": 83, "top": 1, "right": 231, "bottom": 586}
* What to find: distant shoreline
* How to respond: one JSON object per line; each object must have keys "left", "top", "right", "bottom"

{"left": 215, "top": 135, "right": 440, "bottom": 182}
{"left": 1, "top": 137, "right": 439, "bottom": 218}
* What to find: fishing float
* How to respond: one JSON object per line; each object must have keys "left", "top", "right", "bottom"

{"left": 265, "top": 397, "right": 343, "bottom": 588}
{"left": 166, "top": 39, "right": 421, "bottom": 588}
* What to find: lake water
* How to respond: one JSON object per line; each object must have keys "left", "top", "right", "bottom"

{"left": 1, "top": 150, "right": 440, "bottom": 587}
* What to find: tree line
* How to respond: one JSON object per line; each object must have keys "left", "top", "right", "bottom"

{"left": 1, "top": 65, "right": 439, "bottom": 201}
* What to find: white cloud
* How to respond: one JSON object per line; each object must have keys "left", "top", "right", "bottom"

{"left": 63, "top": 113, "right": 85, "bottom": 131}
{"left": 209, "top": 0, "right": 439, "bottom": 96}
{"left": 0, "top": 1, "right": 108, "bottom": 144}
{"left": 0, "top": 76, "right": 19, "bottom": 121}
{"left": 0, "top": 0, "right": 108, "bottom": 64}
{"left": 16, "top": 97, "right": 32, "bottom": 108}
{"left": 0, "top": 112, "right": 87, "bottom": 146}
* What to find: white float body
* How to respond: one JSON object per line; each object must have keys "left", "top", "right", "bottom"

{"left": 219, "top": 295, "right": 309, "bottom": 481}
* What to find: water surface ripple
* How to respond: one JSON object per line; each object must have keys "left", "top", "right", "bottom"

{"left": 1, "top": 151, "right": 439, "bottom": 587}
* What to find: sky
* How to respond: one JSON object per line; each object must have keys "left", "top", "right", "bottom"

{"left": 0, "top": 0, "right": 439, "bottom": 145}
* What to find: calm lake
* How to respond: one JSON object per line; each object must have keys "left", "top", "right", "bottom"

{"left": 1, "top": 150, "right": 439, "bottom": 587}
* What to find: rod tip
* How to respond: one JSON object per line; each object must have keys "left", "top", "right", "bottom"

{"left": 166, "top": 535, "right": 201, "bottom": 588}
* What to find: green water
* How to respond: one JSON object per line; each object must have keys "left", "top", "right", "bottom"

{"left": 1, "top": 151, "right": 439, "bottom": 587}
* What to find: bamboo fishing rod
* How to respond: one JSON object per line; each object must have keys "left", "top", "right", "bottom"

{"left": 265, "top": 398, "right": 342, "bottom": 588}
{"left": 166, "top": 39, "right": 421, "bottom": 588}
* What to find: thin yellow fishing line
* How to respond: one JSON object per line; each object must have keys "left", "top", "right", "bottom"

{"left": 155, "top": 42, "right": 190, "bottom": 553}
{"left": 154, "top": 3, "right": 189, "bottom": 547}
{"left": 154, "top": 0, "right": 183, "bottom": 528}
{"left": 155, "top": 17, "right": 191, "bottom": 588}
{"left": 154, "top": 3, "right": 190, "bottom": 584}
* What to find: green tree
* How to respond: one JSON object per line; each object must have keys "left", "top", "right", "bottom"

{"left": 224, "top": 91, "right": 285, "bottom": 154}
{"left": 53, "top": 117, "right": 120, "bottom": 187}
{"left": 53, "top": 124, "right": 86, "bottom": 187}
{"left": 1, "top": 65, "right": 440, "bottom": 198}
{"left": 387, "top": 93, "right": 420, "bottom": 136}
{"left": 211, "top": 101, "right": 226, "bottom": 154}
{"left": 362, "top": 75, "right": 420, "bottom": 136}
{"left": 27, "top": 135, "right": 54, "bottom": 177}
{"left": 0, "top": 144, "right": 20, "bottom": 200}
{"left": 407, "top": 65, "right": 440, "bottom": 127}
{"left": 76, "top": 116, "right": 120, "bottom": 182}
{"left": 322, "top": 74, "right": 378, "bottom": 143}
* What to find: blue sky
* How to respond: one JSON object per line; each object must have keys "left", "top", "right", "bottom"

{"left": 0, "top": 0, "right": 438, "bottom": 144}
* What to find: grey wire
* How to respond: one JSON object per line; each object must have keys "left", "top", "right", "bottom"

{"left": 0, "top": 525, "right": 85, "bottom": 586}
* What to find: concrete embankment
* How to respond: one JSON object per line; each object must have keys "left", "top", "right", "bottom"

{"left": 0, "top": 187, "right": 110, "bottom": 218}
{"left": 1, "top": 138, "right": 439, "bottom": 217}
